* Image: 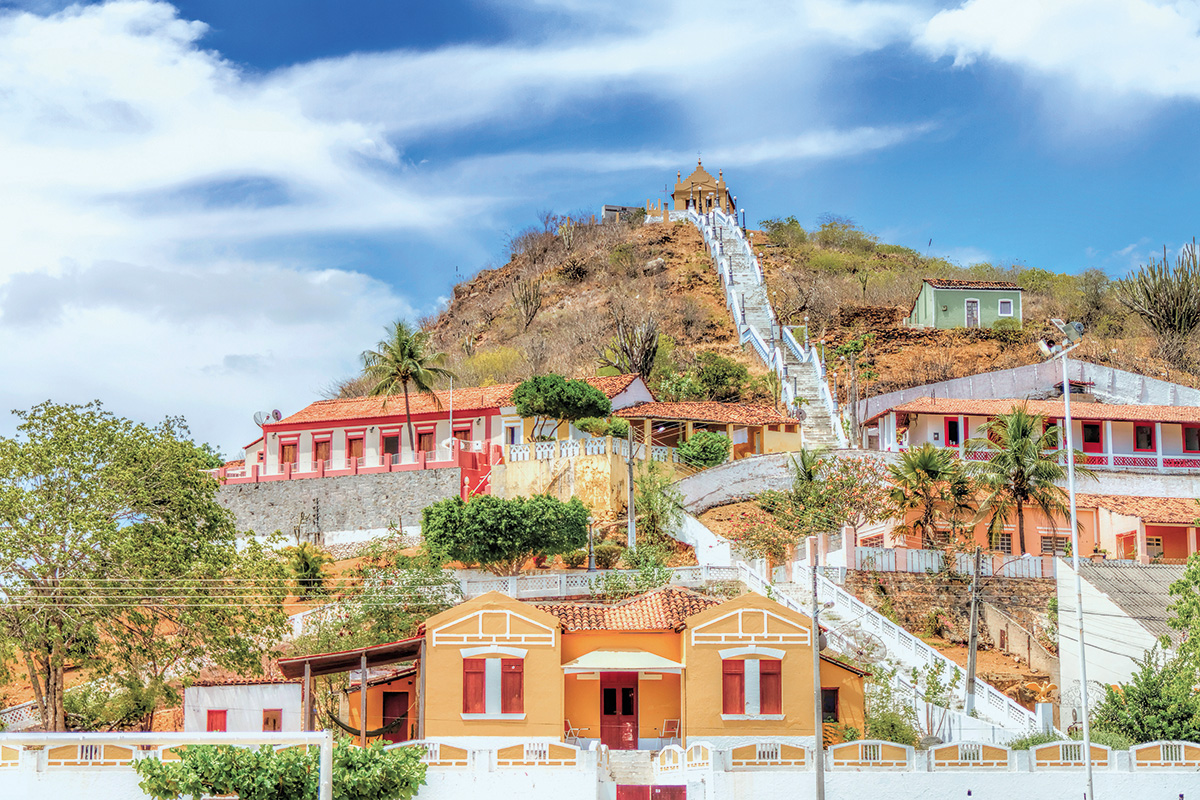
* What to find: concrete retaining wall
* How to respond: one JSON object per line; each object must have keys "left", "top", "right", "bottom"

{"left": 218, "top": 469, "right": 462, "bottom": 541}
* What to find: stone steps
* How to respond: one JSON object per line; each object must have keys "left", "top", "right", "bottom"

{"left": 608, "top": 750, "right": 654, "bottom": 784}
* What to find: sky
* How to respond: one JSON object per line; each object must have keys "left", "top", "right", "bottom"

{"left": 2, "top": 0, "right": 1200, "bottom": 455}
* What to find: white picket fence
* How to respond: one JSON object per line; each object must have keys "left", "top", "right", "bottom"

{"left": 459, "top": 565, "right": 741, "bottom": 600}
{"left": 853, "top": 546, "right": 1057, "bottom": 579}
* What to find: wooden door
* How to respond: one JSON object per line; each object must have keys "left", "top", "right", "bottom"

{"left": 280, "top": 443, "right": 297, "bottom": 465}
{"left": 206, "top": 710, "right": 227, "bottom": 732}
{"left": 382, "top": 691, "right": 408, "bottom": 744}
{"left": 965, "top": 299, "right": 980, "bottom": 328}
{"left": 314, "top": 440, "right": 331, "bottom": 465}
{"left": 652, "top": 788, "right": 686, "bottom": 800}
{"left": 418, "top": 432, "right": 435, "bottom": 453}
{"left": 348, "top": 437, "right": 365, "bottom": 461}
{"left": 600, "top": 673, "right": 638, "bottom": 750}
{"left": 616, "top": 788, "right": 650, "bottom": 800}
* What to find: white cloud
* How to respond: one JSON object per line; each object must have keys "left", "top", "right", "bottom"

{"left": 0, "top": 0, "right": 937, "bottom": 453}
{"left": 917, "top": 0, "right": 1200, "bottom": 99}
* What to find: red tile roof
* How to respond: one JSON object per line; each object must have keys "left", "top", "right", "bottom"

{"left": 534, "top": 587, "right": 720, "bottom": 632}
{"left": 190, "top": 677, "right": 300, "bottom": 687}
{"left": 275, "top": 374, "right": 642, "bottom": 427}
{"left": 1075, "top": 494, "right": 1200, "bottom": 525}
{"left": 873, "top": 396, "right": 1200, "bottom": 425}
{"left": 615, "top": 401, "right": 802, "bottom": 426}
{"left": 924, "top": 278, "right": 1023, "bottom": 291}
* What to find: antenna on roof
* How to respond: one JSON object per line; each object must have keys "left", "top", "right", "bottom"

{"left": 253, "top": 410, "right": 268, "bottom": 427}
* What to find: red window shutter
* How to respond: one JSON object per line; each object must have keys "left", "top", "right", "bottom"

{"left": 722, "top": 660, "right": 745, "bottom": 715}
{"left": 206, "top": 709, "right": 227, "bottom": 732}
{"left": 463, "top": 658, "right": 486, "bottom": 713}
{"left": 500, "top": 659, "right": 524, "bottom": 713}
{"left": 759, "top": 659, "right": 782, "bottom": 714}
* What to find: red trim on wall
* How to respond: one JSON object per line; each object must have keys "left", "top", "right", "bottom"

{"left": 944, "top": 417, "right": 961, "bottom": 447}
{"left": 262, "top": 407, "right": 504, "bottom": 436}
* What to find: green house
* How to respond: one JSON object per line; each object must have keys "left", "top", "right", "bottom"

{"left": 905, "top": 278, "right": 1023, "bottom": 329}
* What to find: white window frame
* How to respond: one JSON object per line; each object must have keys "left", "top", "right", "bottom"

{"left": 998, "top": 298, "right": 1014, "bottom": 317}
{"left": 964, "top": 298, "right": 981, "bottom": 328}
{"left": 1146, "top": 536, "right": 1164, "bottom": 558}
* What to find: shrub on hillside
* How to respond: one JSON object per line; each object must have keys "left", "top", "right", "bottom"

{"left": 575, "top": 416, "right": 630, "bottom": 438}
{"left": 677, "top": 431, "right": 732, "bottom": 468}
{"left": 562, "top": 550, "right": 588, "bottom": 569}
{"left": 593, "top": 543, "right": 623, "bottom": 570}
{"left": 695, "top": 351, "right": 749, "bottom": 402}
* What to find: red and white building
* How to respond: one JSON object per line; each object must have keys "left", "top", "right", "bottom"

{"left": 868, "top": 396, "right": 1200, "bottom": 473}
{"left": 217, "top": 375, "right": 654, "bottom": 491}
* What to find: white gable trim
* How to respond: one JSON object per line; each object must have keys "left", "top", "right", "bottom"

{"left": 691, "top": 608, "right": 810, "bottom": 647}
{"left": 432, "top": 608, "right": 555, "bottom": 647}
{"left": 718, "top": 645, "right": 786, "bottom": 659}
{"left": 460, "top": 645, "right": 527, "bottom": 658}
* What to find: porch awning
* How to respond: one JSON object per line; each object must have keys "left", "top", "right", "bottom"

{"left": 562, "top": 650, "right": 683, "bottom": 674}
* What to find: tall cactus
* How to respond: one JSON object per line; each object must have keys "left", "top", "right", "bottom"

{"left": 1115, "top": 239, "right": 1200, "bottom": 365}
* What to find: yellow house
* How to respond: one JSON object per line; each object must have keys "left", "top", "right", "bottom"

{"left": 420, "top": 587, "right": 865, "bottom": 750}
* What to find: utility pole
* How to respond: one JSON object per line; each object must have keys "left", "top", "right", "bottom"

{"left": 811, "top": 549, "right": 826, "bottom": 800}
{"left": 627, "top": 424, "right": 636, "bottom": 549}
{"left": 964, "top": 546, "right": 982, "bottom": 715}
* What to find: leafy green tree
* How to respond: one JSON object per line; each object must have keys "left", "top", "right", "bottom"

{"left": 633, "top": 459, "right": 684, "bottom": 547}
{"left": 133, "top": 741, "right": 427, "bottom": 800}
{"left": 1167, "top": 547, "right": 1200, "bottom": 665}
{"left": 759, "top": 216, "right": 808, "bottom": 249}
{"left": 695, "top": 351, "right": 750, "bottom": 402}
{"left": 362, "top": 320, "right": 454, "bottom": 453}
{"left": 286, "top": 542, "right": 334, "bottom": 597}
{"left": 422, "top": 494, "right": 589, "bottom": 575}
{"left": 511, "top": 374, "right": 611, "bottom": 439}
{"left": 677, "top": 431, "right": 731, "bottom": 468}
{"left": 1115, "top": 240, "right": 1200, "bottom": 366}
{"left": 887, "top": 444, "right": 973, "bottom": 549}
{"left": 0, "top": 401, "right": 290, "bottom": 731}
{"left": 967, "top": 406, "right": 1093, "bottom": 555}
{"left": 574, "top": 416, "right": 630, "bottom": 438}
{"left": 1091, "top": 647, "right": 1200, "bottom": 743}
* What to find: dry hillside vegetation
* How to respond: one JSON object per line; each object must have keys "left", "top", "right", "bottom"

{"left": 420, "top": 216, "right": 760, "bottom": 387}
{"left": 754, "top": 216, "right": 1200, "bottom": 401}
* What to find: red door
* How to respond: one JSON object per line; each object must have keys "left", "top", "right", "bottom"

{"left": 600, "top": 672, "right": 638, "bottom": 750}
{"left": 1081, "top": 422, "right": 1102, "bottom": 454}
{"left": 206, "top": 709, "right": 227, "bottom": 732}
{"left": 382, "top": 691, "right": 408, "bottom": 744}
{"left": 617, "top": 788, "right": 650, "bottom": 800}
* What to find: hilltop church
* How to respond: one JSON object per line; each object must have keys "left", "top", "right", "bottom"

{"left": 672, "top": 158, "right": 736, "bottom": 214}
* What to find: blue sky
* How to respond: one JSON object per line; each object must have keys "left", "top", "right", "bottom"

{"left": 2, "top": 0, "right": 1199, "bottom": 454}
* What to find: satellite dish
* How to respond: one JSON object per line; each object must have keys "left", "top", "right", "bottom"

{"left": 272, "top": 409, "right": 283, "bottom": 421}
{"left": 796, "top": 408, "right": 807, "bottom": 423}
{"left": 253, "top": 411, "right": 268, "bottom": 427}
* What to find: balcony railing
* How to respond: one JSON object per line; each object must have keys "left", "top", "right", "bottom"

{"left": 891, "top": 444, "right": 1200, "bottom": 473}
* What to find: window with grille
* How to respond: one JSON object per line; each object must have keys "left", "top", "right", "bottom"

{"left": 998, "top": 533, "right": 1012, "bottom": 554}
{"left": 1041, "top": 536, "right": 1069, "bottom": 555}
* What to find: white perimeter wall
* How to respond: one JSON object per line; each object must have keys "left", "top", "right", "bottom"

{"left": 183, "top": 684, "right": 303, "bottom": 732}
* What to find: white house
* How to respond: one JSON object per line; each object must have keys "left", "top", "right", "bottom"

{"left": 184, "top": 679, "right": 303, "bottom": 733}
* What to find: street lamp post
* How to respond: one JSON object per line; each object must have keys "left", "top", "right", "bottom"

{"left": 587, "top": 516, "right": 597, "bottom": 572}
{"left": 1041, "top": 319, "right": 1095, "bottom": 800}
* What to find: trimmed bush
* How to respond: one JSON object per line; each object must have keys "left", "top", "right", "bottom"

{"left": 594, "top": 543, "right": 623, "bottom": 570}
{"left": 678, "top": 431, "right": 732, "bottom": 468}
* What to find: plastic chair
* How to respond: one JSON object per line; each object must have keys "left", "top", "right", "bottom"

{"left": 660, "top": 719, "right": 681, "bottom": 748}
{"left": 564, "top": 720, "right": 588, "bottom": 745}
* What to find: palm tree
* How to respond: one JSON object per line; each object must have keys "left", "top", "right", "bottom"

{"left": 361, "top": 321, "right": 455, "bottom": 455}
{"left": 789, "top": 446, "right": 827, "bottom": 486}
{"left": 966, "top": 405, "right": 1094, "bottom": 556}
{"left": 887, "top": 444, "right": 968, "bottom": 548}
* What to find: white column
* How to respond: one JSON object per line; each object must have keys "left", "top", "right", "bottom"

{"left": 958, "top": 415, "right": 966, "bottom": 452}
{"left": 888, "top": 411, "right": 898, "bottom": 451}
{"left": 1104, "top": 421, "right": 1113, "bottom": 467}
{"left": 1155, "top": 422, "right": 1164, "bottom": 471}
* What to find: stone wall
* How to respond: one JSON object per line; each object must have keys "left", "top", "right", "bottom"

{"left": 842, "top": 570, "right": 1056, "bottom": 647}
{"left": 218, "top": 469, "right": 462, "bottom": 542}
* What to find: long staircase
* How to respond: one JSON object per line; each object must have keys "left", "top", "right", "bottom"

{"left": 676, "top": 209, "right": 845, "bottom": 449}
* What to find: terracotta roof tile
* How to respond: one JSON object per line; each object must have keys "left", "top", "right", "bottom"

{"left": 533, "top": 587, "right": 720, "bottom": 632}
{"left": 924, "top": 278, "right": 1023, "bottom": 290}
{"left": 275, "top": 374, "right": 641, "bottom": 427}
{"left": 879, "top": 396, "right": 1200, "bottom": 425}
{"left": 190, "top": 677, "right": 300, "bottom": 687}
{"left": 614, "top": 401, "right": 802, "bottom": 426}
{"left": 1075, "top": 494, "right": 1200, "bottom": 525}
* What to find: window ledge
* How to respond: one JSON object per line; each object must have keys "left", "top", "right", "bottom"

{"left": 721, "top": 713, "right": 785, "bottom": 721}
{"left": 460, "top": 713, "right": 526, "bottom": 721}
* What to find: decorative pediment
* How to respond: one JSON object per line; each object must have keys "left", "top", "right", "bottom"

{"left": 432, "top": 607, "right": 556, "bottom": 647}
{"left": 690, "top": 607, "right": 811, "bottom": 647}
